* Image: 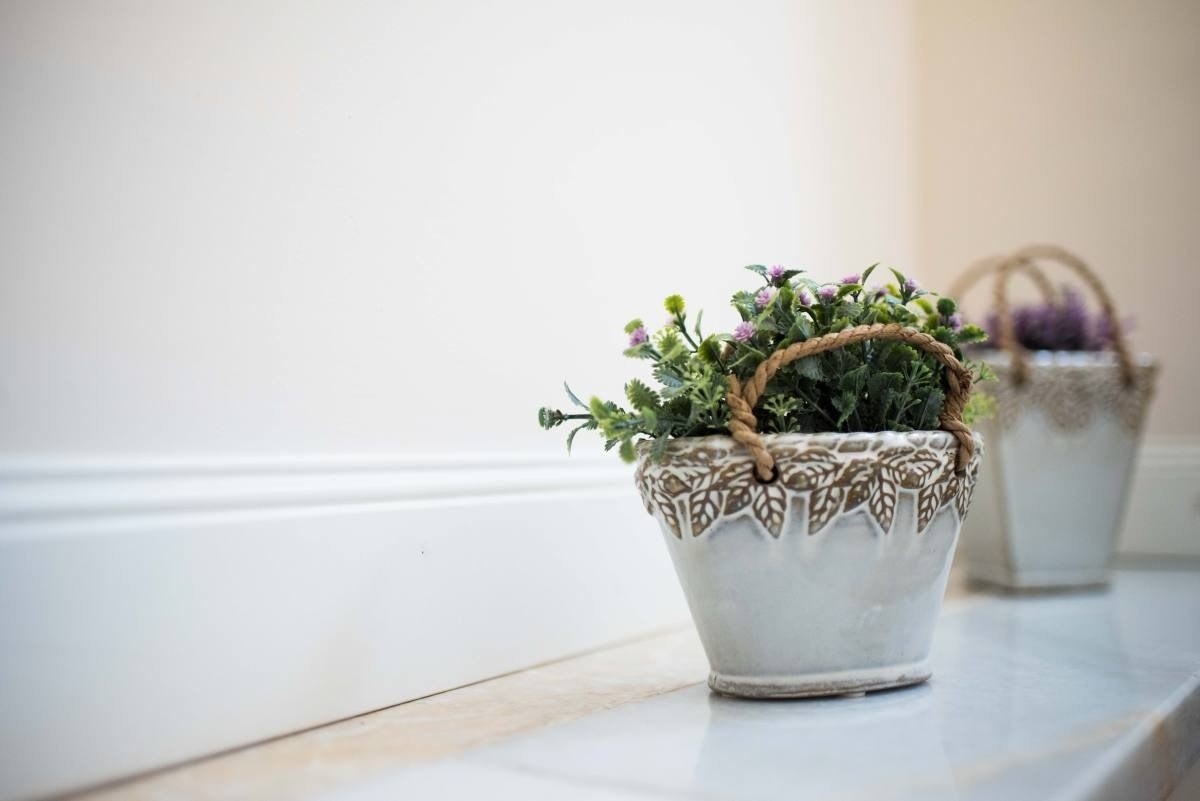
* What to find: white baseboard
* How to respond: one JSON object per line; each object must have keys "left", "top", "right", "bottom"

{"left": 1, "top": 442, "right": 1192, "bottom": 800}
{"left": 1118, "top": 441, "right": 1200, "bottom": 558}
{"left": 0, "top": 454, "right": 688, "bottom": 801}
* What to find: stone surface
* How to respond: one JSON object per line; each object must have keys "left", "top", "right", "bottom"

{"left": 320, "top": 570, "right": 1200, "bottom": 801}
{"left": 74, "top": 570, "right": 1200, "bottom": 801}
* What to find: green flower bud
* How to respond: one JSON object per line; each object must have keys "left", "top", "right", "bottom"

{"left": 936, "top": 297, "right": 957, "bottom": 316}
{"left": 698, "top": 337, "right": 722, "bottom": 364}
{"left": 663, "top": 294, "right": 685, "bottom": 316}
{"left": 623, "top": 318, "right": 645, "bottom": 335}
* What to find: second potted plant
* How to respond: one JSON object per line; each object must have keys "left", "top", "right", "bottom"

{"left": 540, "top": 264, "right": 990, "bottom": 698}
{"left": 953, "top": 244, "right": 1159, "bottom": 591}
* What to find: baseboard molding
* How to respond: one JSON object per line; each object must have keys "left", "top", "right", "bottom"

{"left": 0, "top": 454, "right": 688, "bottom": 801}
{"left": 2, "top": 443, "right": 1193, "bottom": 800}
{"left": 1118, "top": 441, "right": 1200, "bottom": 558}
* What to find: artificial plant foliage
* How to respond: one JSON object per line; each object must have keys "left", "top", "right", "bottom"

{"left": 982, "top": 285, "right": 1119, "bottom": 352}
{"left": 539, "top": 264, "right": 993, "bottom": 462}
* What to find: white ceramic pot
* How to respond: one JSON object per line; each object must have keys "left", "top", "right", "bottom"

{"left": 635, "top": 430, "right": 983, "bottom": 699}
{"left": 960, "top": 350, "right": 1158, "bottom": 591}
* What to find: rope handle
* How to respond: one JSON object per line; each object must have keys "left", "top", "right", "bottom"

{"left": 993, "top": 244, "right": 1135, "bottom": 386}
{"left": 948, "top": 253, "right": 1058, "bottom": 308}
{"left": 726, "top": 323, "right": 975, "bottom": 481}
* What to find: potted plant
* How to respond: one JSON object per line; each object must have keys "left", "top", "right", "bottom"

{"left": 538, "top": 264, "right": 990, "bottom": 698}
{"left": 952, "top": 244, "right": 1158, "bottom": 591}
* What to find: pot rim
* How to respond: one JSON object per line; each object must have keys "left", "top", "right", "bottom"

{"left": 636, "top": 428, "right": 980, "bottom": 462}
{"left": 972, "top": 348, "right": 1157, "bottom": 370}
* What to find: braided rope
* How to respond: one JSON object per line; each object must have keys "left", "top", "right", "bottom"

{"left": 726, "top": 323, "right": 975, "bottom": 482}
{"left": 948, "top": 254, "right": 1057, "bottom": 309}
{"left": 993, "top": 244, "right": 1135, "bottom": 386}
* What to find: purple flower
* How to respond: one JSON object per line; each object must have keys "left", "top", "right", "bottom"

{"left": 733, "top": 321, "right": 756, "bottom": 342}
{"left": 817, "top": 285, "right": 838, "bottom": 302}
{"left": 870, "top": 285, "right": 888, "bottom": 300}
{"left": 840, "top": 273, "right": 861, "bottom": 285}
{"left": 767, "top": 264, "right": 786, "bottom": 281}
{"left": 904, "top": 277, "right": 919, "bottom": 293}
{"left": 797, "top": 289, "right": 814, "bottom": 306}
{"left": 981, "top": 286, "right": 1122, "bottom": 351}
{"left": 947, "top": 312, "right": 963, "bottom": 331}
{"left": 754, "top": 288, "right": 774, "bottom": 308}
{"left": 628, "top": 326, "right": 648, "bottom": 346}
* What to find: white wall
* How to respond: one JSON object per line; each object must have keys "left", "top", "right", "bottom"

{"left": 915, "top": 0, "right": 1200, "bottom": 441}
{"left": 914, "top": 0, "right": 1200, "bottom": 556}
{"left": 0, "top": 2, "right": 919, "bottom": 798}
{"left": 0, "top": 0, "right": 916, "bottom": 459}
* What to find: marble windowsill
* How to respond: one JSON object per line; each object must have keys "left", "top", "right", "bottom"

{"left": 75, "top": 569, "right": 1200, "bottom": 801}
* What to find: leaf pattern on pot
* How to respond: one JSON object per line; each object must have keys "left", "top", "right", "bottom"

{"left": 808, "top": 485, "right": 845, "bottom": 535}
{"left": 781, "top": 454, "right": 839, "bottom": 491}
{"left": 654, "top": 488, "right": 683, "bottom": 538}
{"left": 869, "top": 474, "right": 898, "bottom": 534}
{"left": 635, "top": 431, "right": 982, "bottom": 540}
{"left": 915, "top": 485, "right": 942, "bottom": 533}
{"left": 752, "top": 482, "right": 788, "bottom": 538}
{"left": 660, "top": 473, "right": 689, "bottom": 497}
{"left": 835, "top": 459, "right": 875, "bottom": 512}
{"left": 954, "top": 470, "right": 978, "bottom": 521}
{"left": 723, "top": 483, "right": 754, "bottom": 516}
{"left": 883, "top": 448, "right": 944, "bottom": 490}
{"left": 687, "top": 489, "right": 722, "bottom": 538}
{"left": 989, "top": 359, "right": 1157, "bottom": 434}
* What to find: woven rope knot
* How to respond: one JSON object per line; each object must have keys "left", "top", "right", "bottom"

{"left": 725, "top": 323, "right": 975, "bottom": 482}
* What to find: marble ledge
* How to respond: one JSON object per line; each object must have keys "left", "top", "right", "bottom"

{"left": 325, "top": 569, "right": 1200, "bottom": 801}
{"left": 73, "top": 569, "right": 1200, "bottom": 801}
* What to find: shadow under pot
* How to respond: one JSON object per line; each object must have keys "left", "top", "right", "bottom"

{"left": 955, "top": 245, "right": 1159, "bottom": 592}
{"left": 635, "top": 325, "right": 983, "bottom": 699}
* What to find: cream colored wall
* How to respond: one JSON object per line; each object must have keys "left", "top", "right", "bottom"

{"left": 915, "top": 0, "right": 1200, "bottom": 438}
{"left": 0, "top": 0, "right": 918, "bottom": 461}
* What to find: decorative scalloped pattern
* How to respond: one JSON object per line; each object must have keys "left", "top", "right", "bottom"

{"left": 990, "top": 362, "right": 1158, "bottom": 433}
{"left": 634, "top": 432, "right": 982, "bottom": 540}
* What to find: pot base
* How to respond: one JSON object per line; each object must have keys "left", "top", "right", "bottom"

{"left": 708, "top": 661, "right": 932, "bottom": 700}
{"left": 964, "top": 562, "right": 1112, "bottom": 593}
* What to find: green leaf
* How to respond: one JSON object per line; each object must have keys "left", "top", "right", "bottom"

{"left": 744, "top": 264, "right": 768, "bottom": 278}
{"left": 639, "top": 406, "right": 659, "bottom": 428}
{"left": 653, "top": 363, "right": 685, "bottom": 389}
{"left": 833, "top": 390, "right": 858, "bottom": 427}
{"left": 786, "top": 314, "right": 814, "bottom": 341}
{"left": 565, "top": 423, "right": 588, "bottom": 453}
{"left": 731, "top": 290, "right": 758, "bottom": 321}
{"left": 791, "top": 355, "right": 823, "bottom": 380}
{"left": 625, "top": 378, "right": 660, "bottom": 410}
{"left": 697, "top": 336, "right": 722, "bottom": 364}
{"left": 563, "top": 382, "right": 587, "bottom": 409}
{"left": 656, "top": 330, "right": 686, "bottom": 362}
{"left": 650, "top": 435, "right": 670, "bottom": 462}
{"left": 618, "top": 438, "right": 637, "bottom": 463}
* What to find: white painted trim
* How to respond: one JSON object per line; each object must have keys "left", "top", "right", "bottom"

{"left": 1118, "top": 440, "right": 1200, "bottom": 558}
{"left": 0, "top": 453, "right": 629, "bottom": 533}
{"left": 1, "top": 442, "right": 1193, "bottom": 800}
{"left": 0, "top": 454, "right": 687, "bottom": 801}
